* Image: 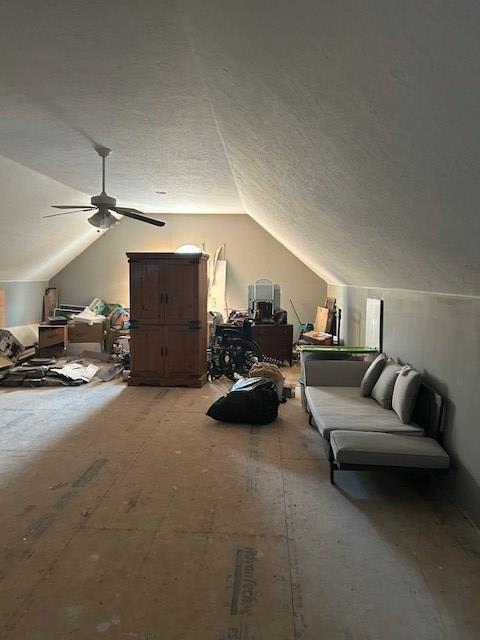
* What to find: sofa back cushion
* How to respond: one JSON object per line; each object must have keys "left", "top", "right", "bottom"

{"left": 392, "top": 366, "right": 422, "bottom": 424}
{"left": 359, "top": 353, "right": 387, "bottom": 396}
{"left": 371, "top": 361, "right": 403, "bottom": 409}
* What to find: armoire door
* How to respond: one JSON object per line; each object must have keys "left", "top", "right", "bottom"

{"left": 127, "top": 252, "right": 208, "bottom": 387}
{"left": 130, "top": 262, "right": 164, "bottom": 322}
{"left": 130, "top": 327, "right": 165, "bottom": 378}
{"left": 163, "top": 326, "right": 201, "bottom": 377}
{"left": 163, "top": 261, "right": 198, "bottom": 324}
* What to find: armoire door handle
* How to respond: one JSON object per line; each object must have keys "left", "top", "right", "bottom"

{"left": 165, "top": 292, "right": 169, "bottom": 304}
{"left": 160, "top": 346, "right": 164, "bottom": 357}
{"left": 160, "top": 292, "right": 164, "bottom": 304}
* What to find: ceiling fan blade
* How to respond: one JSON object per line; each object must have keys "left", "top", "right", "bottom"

{"left": 52, "top": 205, "right": 96, "bottom": 210}
{"left": 112, "top": 207, "right": 165, "bottom": 227}
{"left": 43, "top": 209, "right": 97, "bottom": 218}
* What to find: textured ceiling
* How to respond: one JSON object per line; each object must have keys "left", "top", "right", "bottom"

{"left": 183, "top": 0, "right": 480, "bottom": 295}
{"left": 1, "top": 0, "right": 479, "bottom": 294}
{"left": 0, "top": 0, "right": 241, "bottom": 214}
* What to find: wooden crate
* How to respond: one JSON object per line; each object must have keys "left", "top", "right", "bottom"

{"left": 37, "top": 325, "right": 68, "bottom": 357}
{"left": 68, "top": 321, "right": 105, "bottom": 343}
{"left": 38, "top": 325, "right": 68, "bottom": 349}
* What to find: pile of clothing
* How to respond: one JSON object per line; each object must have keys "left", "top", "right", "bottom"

{"left": 87, "top": 298, "right": 130, "bottom": 329}
{"left": 248, "top": 362, "right": 285, "bottom": 401}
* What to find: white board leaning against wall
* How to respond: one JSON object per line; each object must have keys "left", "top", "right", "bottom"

{"left": 208, "top": 259, "right": 227, "bottom": 317}
{"left": 365, "top": 298, "right": 383, "bottom": 351}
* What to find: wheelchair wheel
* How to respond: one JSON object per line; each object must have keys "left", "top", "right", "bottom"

{"left": 222, "top": 338, "right": 263, "bottom": 379}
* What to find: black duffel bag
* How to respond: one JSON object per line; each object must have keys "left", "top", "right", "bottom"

{"left": 206, "top": 377, "right": 280, "bottom": 425}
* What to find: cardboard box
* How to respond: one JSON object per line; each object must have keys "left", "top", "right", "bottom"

{"left": 66, "top": 342, "right": 104, "bottom": 356}
{"left": 68, "top": 321, "right": 105, "bottom": 343}
{"left": 314, "top": 306, "right": 329, "bottom": 333}
{"left": 283, "top": 383, "right": 296, "bottom": 398}
{"left": 302, "top": 331, "right": 333, "bottom": 346}
{"left": 38, "top": 325, "right": 68, "bottom": 350}
{"left": 37, "top": 346, "right": 66, "bottom": 358}
{"left": 0, "top": 355, "right": 13, "bottom": 370}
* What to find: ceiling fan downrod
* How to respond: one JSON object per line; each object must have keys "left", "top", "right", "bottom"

{"left": 94, "top": 146, "right": 111, "bottom": 195}
{"left": 90, "top": 147, "right": 116, "bottom": 209}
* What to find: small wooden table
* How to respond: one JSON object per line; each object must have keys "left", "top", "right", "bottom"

{"left": 37, "top": 324, "right": 68, "bottom": 357}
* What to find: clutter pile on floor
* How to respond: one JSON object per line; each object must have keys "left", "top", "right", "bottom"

{"left": 0, "top": 355, "right": 124, "bottom": 387}
{"left": 0, "top": 329, "right": 124, "bottom": 388}
{"left": 0, "top": 290, "right": 131, "bottom": 389}
{"left": 45, "top": 294, "right": 130, "bottom": 330}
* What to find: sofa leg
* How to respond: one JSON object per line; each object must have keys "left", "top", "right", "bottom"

{"left": 330, "top": 462, "right": 335, "bottom": 485}
{"left": 308, "top": 413, "right": 313, "bottom": 426}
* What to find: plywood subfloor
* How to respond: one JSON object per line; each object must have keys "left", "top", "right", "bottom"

{"left": 0, "top": 370, "right": 479, "bottom": 639}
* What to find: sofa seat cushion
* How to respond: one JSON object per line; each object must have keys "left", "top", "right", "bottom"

{"left": 330, "top": 430, "right": 450, "bottom": 469}
{"left": 305, "top": 386, "right": 425, "bottom": 440}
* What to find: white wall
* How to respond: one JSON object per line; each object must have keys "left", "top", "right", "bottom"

{"left": 0, "top": 155, "right": 101, "bottom": 281}
{"left": 50, "top": 214, "right": 327, "bottom": 337}
{"left": 329, "top": 284, "right": 480, "bottom": 526}
{"left": 0, "top": 281, "right": 46, "bottom": 327}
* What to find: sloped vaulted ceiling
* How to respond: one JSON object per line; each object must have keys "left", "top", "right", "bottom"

{"left": 1, "top": 1, "right": 479, "bottom": 294}
{"left": 0, "top": 155, "right": 103, "bottom": 281}
{"left": 183, "top": 0, "right": 480, "bottom": 295}
{"left": 0, "top": 0, "right": 242, "bottom": 280}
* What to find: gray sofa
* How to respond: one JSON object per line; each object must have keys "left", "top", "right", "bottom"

{"left": 301, "top": 358, "right": 449, "bottom": 483}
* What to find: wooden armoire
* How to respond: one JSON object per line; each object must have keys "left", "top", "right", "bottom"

{"left": 127, "top": 252, "right": 209, "bottom": 387}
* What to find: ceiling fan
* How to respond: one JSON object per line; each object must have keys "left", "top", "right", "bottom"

{"left": 43, "top": 146, "right": 165, "bottom": 230}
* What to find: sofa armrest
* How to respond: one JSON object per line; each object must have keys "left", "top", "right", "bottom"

{"left": 303, "top": 359, "right": 370, "bottom": 387}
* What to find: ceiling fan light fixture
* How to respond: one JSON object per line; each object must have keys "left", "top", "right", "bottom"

{"left": 88, "top": 210, "right": 118, "bottom": 230}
